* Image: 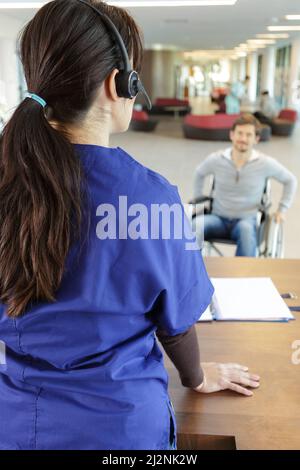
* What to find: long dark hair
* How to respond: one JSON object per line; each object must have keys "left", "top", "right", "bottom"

{"left": 0, "top": 0, "right": 143, "bottom": 318}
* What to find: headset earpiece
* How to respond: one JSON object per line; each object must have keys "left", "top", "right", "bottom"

{"left": 115, "top": 70, "right": 139, "bottom": 99}
{"left": 115, "top": 71, "right": 152, "bottom": 109}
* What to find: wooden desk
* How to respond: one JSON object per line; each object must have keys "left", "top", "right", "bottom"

{"left": 167, "top": 258, "right": 300, "bottom": 450}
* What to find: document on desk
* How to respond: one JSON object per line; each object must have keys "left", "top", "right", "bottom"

{"left": 198, "top": 304, "right": 214, "bottom": 321}
{"left": 198, "top": 277, "right": 294, "bottom": 322}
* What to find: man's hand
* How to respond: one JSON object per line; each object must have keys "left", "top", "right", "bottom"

{"left": 193, "top": 362, "right": 260, "bottom": 397}
{"left": 274, "top": 211, "right": 285, "bottom": 224}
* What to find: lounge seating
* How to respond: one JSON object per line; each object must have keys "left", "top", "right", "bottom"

{"left": 183, "top": 113, "right": 271, "bottom": 141}
{"left": 147, "top": 97, "right": 191, "bottom": 116}
{"left": 271, "top": 109, "right": 298, "bottom": 137}
{"left": 130, "top": 110, "right": 158, "bottom": 132}
{"left": 183, "top": 113, "right": 240, "bottom": 141}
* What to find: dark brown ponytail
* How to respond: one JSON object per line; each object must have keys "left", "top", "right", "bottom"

{"left": 0, "top": 0, "right": 143, "bottom": 317}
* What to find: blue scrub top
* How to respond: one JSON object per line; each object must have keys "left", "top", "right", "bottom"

{"left": 0, "top": 144, "right": 214, "bottom": 450}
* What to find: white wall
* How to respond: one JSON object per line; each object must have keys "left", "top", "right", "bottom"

{"left": 0, "top": 11, "right": 23, "bottom": 39}
{"left": 0, "top": 13, "right": 23, "bottom": 118}
{"left": 289, "top": 39, "right": 300, "bottom": 112}
{"left": 0, "top": 39, "right": 20, "bottom": 115}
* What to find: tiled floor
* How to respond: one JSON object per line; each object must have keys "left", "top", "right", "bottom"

{"left": 111, "top": 98, "right": 300, "bottom": 258}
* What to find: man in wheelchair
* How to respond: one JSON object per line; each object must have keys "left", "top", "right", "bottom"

{"left": 192, "top": 114, "right": 297, "bottom": 257}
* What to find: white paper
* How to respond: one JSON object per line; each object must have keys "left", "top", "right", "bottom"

{"left": 210, "top": 277, "right": 294, "bottom": 322}
{"left": 198, "top": 304, "right": 214, "bottom": 322}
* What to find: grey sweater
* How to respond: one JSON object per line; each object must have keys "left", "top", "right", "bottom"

{"left": 194, "top": 147, "right": 298, "bottom": 219}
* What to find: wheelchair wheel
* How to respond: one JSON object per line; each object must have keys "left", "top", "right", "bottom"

{"left": 265, "top": 217, "right": 285, "bottom": 258}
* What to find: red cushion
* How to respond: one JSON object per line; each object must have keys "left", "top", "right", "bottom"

{"left": 132, "top": 110, "right": 149, "bottom": 121}
{"left": 184, "top": 113, "right": 240, "bottom": 129}
{"left": 278, "top": 109, "right": 298, "bottom": 122}
{"left": 155, "top": 97, "right": 189, "bottom": 107}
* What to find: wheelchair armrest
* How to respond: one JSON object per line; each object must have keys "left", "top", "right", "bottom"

{"left": 259, "top": 202, "right": 272, "bottom": 212}
{"left": 188, "top": 196, "right": 213, "bottom": 205}
{"left": 188, "top": 196, "right": 213, "bottom": 219}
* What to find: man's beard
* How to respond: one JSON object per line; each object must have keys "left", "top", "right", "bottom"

{"left": 235, "top": 144, "right": 249, "bottom": 153}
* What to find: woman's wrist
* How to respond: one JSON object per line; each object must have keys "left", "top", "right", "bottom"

{"left": 192, "top": 375, "right": 205, "bottom": 392}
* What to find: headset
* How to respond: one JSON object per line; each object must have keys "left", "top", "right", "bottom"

{"left": 77, "top": 0, "right": 152, "bottom": 110}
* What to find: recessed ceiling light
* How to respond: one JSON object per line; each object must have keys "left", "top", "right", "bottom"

{"left": 256, "top": 33, "right": 290, "bottom": 39}
{"left": 247, "top": 39, "right": 276, "bottom": 45}
{"left": 268, "top": 25, "right": 300, "bottom": 31}
{"left": 109, "top": 0, "right": 238, "bottom": 5}
{"left": 150, "top": 43, "right": 179, "bottom": 50}
{"left": 285, "top": 15, "right": 300, "bottom": 20}
{"left": 0, "top": 2, "right": 45, "bottom": 6}
{"left": 184, "top": 49, "right": 236, "bottom": 58}
{"left": 0, "top": 0, "right": 238, "bottom": 7}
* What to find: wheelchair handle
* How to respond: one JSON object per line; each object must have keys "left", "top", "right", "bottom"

{"left": 188, "top": 196, "right": 213, "bottom": 205}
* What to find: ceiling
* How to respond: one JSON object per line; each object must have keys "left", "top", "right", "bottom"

{"left": 0, "top": 0, "right": 300, "bottom": 51}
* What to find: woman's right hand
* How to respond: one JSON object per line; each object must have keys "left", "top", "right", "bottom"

{"left": 193, "top": 362, "right": 260, "bottom": 396}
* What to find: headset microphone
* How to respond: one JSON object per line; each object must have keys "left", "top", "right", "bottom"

{"left": 77, "top": 0, "right": 152, "bottom": 110}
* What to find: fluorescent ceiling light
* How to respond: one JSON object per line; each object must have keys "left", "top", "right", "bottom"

{"left": 268, "top": 26, "right": 300, "bottom": 31}
{"left": 256, "top": 33, "right": 290, "bottom": 39}
{"left": 285, "top": 15, "right": 300, "bottom": 20}
{"left": 247, "top": 39, "right": 276, "bottom": 44}
{"left": 102, "top": 0, "right": 238, "bottom": 5}
{"left": 236, "top": 44, "right": 260, "bottom": 53}
{"left": 149, "top": 43, "right": 179, "bottom": 50}
{"left": 0, "top": 2, "right": 45, "bottom": 6}
{"left": 243, "top": 44, "right": 266, "bottom": 52}
{"left": 0, "top": 0, "right": 238, "bottom": 7}
{"left": 236, "top": 43, "right": 255, "bottom": 50}
{"left": 247, "top": 43, "right": 265, "bottom": 49}
{"left": 184, "top": 49, "right": 236, "bottom": 58}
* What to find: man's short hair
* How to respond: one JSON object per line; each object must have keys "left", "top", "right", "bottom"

{"left": 231, "top": 114, "right": 261, "bottom": 136}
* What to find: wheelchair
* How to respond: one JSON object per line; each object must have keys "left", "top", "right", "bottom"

{"left": 189, "top": 177, "right": 285, "bottom": 258}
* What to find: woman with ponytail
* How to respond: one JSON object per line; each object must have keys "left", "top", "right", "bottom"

{"left": 0, "top": 0, "right": 259, "bottom": 451}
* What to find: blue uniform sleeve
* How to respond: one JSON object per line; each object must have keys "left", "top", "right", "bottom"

{"left": 151, "top": 185, "right": 214, "bottom": 336}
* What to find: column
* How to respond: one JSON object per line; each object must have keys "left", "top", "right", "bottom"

{"left": 261, "top": 46, "right": 276, "bottom": 97}
{"left": 230, "top": 59, "right": 239, "bottom": 83}
{"left": 247, "top": 52, "right": 258, "bottom": 102}
{"left": 140, "top": 50, "right": 181, "bottom": 102}
{"left": 238, "top": 56, "right": 246, "bottom": 81}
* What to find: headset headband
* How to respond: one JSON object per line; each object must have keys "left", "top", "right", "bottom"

{"left": 78, "top": 0, "right": 131, "bottom": 72}
{"left": 77, "top": 0, "right": 151, "bottom": 109}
